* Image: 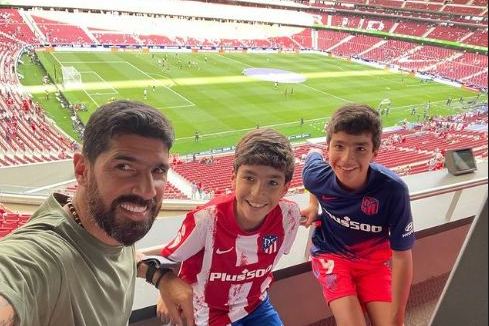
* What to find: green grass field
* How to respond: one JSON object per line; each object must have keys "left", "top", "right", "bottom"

{"left": 18, "top": 50, "right": 486, "bottom": 155}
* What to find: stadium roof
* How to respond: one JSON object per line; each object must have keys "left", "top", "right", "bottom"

{"left": 1, "top": 0, "right": 315, "bottom": 25}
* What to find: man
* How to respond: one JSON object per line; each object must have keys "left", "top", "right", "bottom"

{"left": 0, "top": 100, "right": 193, "bottom": 326}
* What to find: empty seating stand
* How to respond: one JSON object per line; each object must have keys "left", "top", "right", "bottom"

{"left": 170, "top": 112, "right": 487, "bottom": 196}
{"left": 0, "top": 210, "right": 31, "bottom": 239}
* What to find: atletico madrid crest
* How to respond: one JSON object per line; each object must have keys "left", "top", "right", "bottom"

{"left": 361, "top": 196, "right": 379, "bottom": 216}
{"left": 262, "top": 235, "right": 278, "bottom": 254}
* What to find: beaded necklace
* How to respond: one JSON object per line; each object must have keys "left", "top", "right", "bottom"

{"left": 66, "top": 200, "right": 84, "bottom": 229}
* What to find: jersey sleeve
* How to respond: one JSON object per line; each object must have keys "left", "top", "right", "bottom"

{"left": 388, "top": 181, "right": 415, "bottom": 251}
{"left": 302, "top": 152, "right": 328, "bottom": 193}
{"left": 280, "top": 201, "right": 302, "bottom": 255}
{"left": 161, "top": 209, "right": 208, "bottom": 262}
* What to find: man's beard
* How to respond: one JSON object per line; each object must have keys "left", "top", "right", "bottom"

{"left": 86, "top": 176, "right": 161, "bottom": 246}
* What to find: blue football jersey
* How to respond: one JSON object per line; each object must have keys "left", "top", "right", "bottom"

{"left": 302, "top": 152, "right": 415, "bottom": 258}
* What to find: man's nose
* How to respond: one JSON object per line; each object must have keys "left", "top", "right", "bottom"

{"left": 132, "top": 173, "right": 157, "bottom": 199}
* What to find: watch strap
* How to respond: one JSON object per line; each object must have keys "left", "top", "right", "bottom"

{"left": 142, "top": 258, "right": 161, "bottom": 284}
{"left": 154, "top": 267, "right": 173, "bottom": 289}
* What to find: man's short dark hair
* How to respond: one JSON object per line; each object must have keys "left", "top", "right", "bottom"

{"left": 82, "top": 100, "right": 174, "bottom": 163}
{"left": 233, "top": 128, "right": 295, "bottom": 183}
{"left": 326, "top": 104, "right": 382, "bottom": 151}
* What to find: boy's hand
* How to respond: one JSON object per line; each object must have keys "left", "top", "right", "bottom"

{"left": 157, "top": 272, "right": 194, "bottom": 326}
{"left": 301, "top": 193, "right": 320, "bottom": 227}
{"left": 300, "top": 206, "right": 319, "bottom": 227}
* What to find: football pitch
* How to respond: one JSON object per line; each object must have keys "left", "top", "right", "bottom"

{"left": 20, "top": 51, "right": 485, "bottom": 155}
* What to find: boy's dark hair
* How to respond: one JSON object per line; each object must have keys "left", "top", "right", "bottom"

{"left": 233, "top": 128, "right": 295, "bottom": 183}
{"left": 82, "top": 100, "right": 174, "bottom": 163}
{"left": 326, "top": 104, "right": 382, "bottom": 151}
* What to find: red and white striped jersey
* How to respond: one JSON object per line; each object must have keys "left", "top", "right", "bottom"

{"left": 161, "top": 194, "right": 301, "bottom": 326}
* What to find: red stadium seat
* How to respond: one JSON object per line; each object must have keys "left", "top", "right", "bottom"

{"left": 1, "top": 220, "right": 18, "bottom": 229}
{"left": 18, "top": 214, "right": 31, "bottom": 223}
{"left": 0, "top": 227, "right": 13, "bottom": 238}
{"left": 4, "top": 213, "right": 19, "bottom": 222}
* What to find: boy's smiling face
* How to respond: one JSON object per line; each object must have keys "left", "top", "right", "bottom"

{"left": 327, "top": 131, "right": 378, "bottom": 192}
{"left": 232, "top": 164, "right": 290, "bottom": 231}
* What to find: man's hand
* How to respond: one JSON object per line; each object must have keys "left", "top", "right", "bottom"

{"left": 158, "top": 272, "right": 194, "bottom": 326}
{"left": 0, "top": 295, "right": 15, "bottom": 326}
{"left": 156, "top": 295, "right": 171, "bottom": 324}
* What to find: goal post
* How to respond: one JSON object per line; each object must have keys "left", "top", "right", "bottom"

{"left": 62, "top": 66, "right": 82, "bottom": 89}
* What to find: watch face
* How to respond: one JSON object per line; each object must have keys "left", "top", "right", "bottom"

{"left": 145, "top": 259, "right": 160, "bottom": 283}
{"left": 146, "top": 258, "right": 161, "bottom": 268}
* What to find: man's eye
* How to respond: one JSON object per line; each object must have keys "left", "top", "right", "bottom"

{"left": 117, "top": 164, "right": 132, "bottom": 171}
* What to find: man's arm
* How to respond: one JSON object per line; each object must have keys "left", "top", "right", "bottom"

{"left": 0, "top": 295, "right": 15, "bottom": 326}
{"left": 391, "top": 249, "right": 413, "bottom": 326}
{"left": 137, "top": 261, "right": 194, "bottom": 326}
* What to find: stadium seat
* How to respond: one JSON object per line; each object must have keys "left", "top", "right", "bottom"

{"left": 0, "top": 227, "right": 14, "bottom": 238}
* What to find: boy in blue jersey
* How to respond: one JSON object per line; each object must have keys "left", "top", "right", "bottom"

{"left": 301, "top": 104, "right": 414, "bottom": 326}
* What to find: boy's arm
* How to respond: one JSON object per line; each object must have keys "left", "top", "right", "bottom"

{"left": 300, "top": 193, "right": 320, "bottom": 227}
{"left": 161, "top": 212, "right": 207, "bottom": 262}
{"left": 0, "top": 295, "right": 15, "bottom": 326}
{"left": 301, "top": 147, "right": 328, "bottom": 228}
{"left": 391, "top": 249, "right": 413, "bottom": 326}
{"left": 137, "top": 245, "right": 165, "bottom": 256}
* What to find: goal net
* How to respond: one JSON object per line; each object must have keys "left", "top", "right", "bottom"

{"left": 62, "top": 66, "right": 82, "bottom": 89}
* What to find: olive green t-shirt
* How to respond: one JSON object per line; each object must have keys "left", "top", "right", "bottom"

{"left": 0, "top": 193, "right": 136, "bottom": 326}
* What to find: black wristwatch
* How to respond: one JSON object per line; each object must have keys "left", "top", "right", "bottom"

{"left": 138, "top": 257, "right": 175, "bottom": 289}
{"left": 154, "top": 267, "right": 173, "bottom": 289}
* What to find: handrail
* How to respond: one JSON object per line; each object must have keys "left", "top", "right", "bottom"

{"left": 410, "top": 177, "right": 488, "bottom": 201}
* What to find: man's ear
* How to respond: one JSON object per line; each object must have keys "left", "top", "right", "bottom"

{"left": 73, "top": 153, "right": 89, "bottom": 186}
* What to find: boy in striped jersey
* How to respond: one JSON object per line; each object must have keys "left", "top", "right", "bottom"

{"left": 156, "top": 128, "right": 301, "bottom": 326}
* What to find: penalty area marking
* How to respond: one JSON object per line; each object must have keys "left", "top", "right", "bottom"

{"left": 122, "top": 61, "right": 195, "bottom": 107}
